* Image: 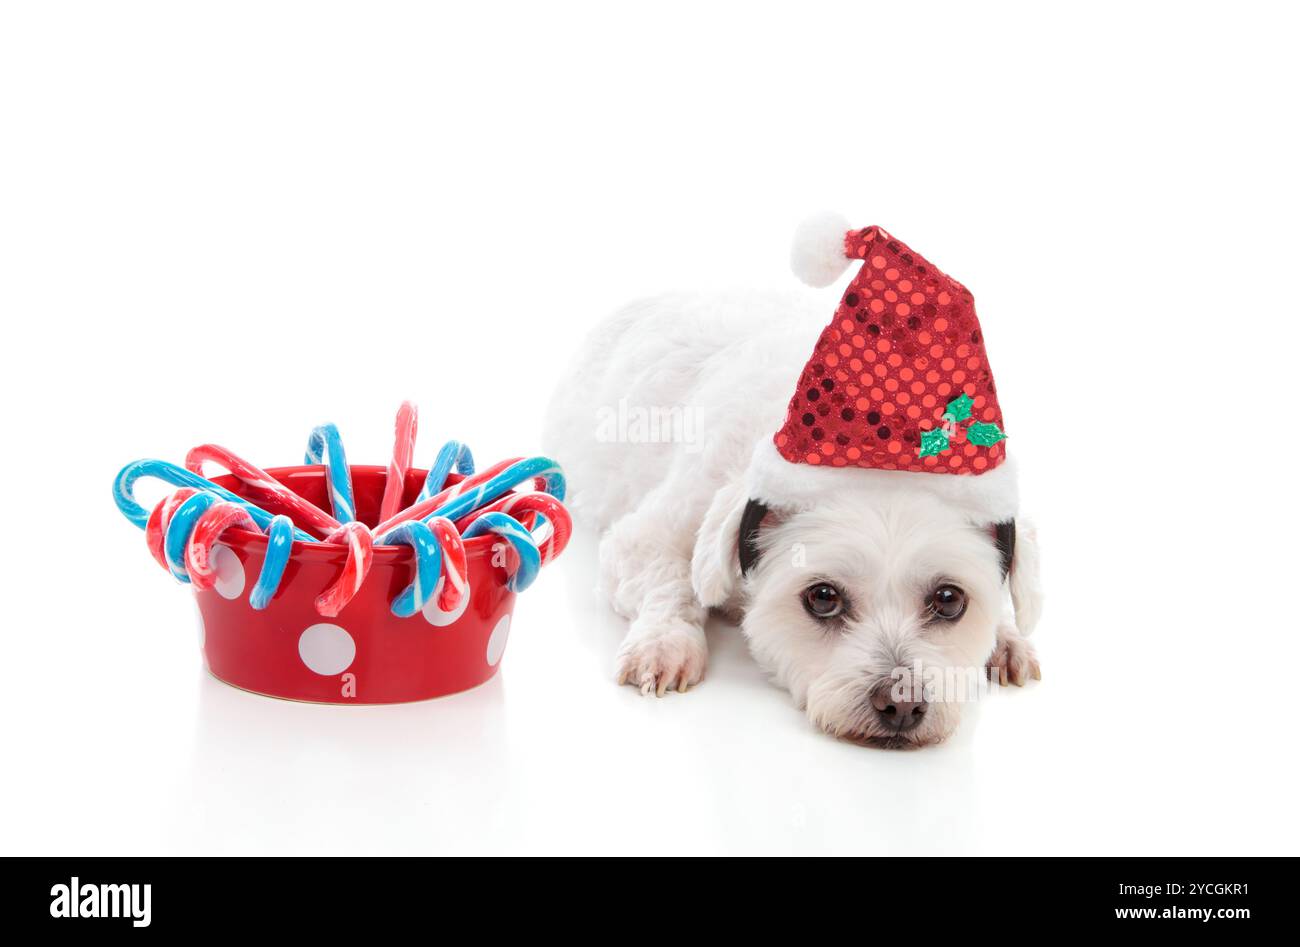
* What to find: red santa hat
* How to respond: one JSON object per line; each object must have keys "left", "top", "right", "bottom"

{"left": 746, "top": 214, "right": 1019, "bottom": 530}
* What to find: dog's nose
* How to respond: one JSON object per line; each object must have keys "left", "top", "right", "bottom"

{"left": 870, "top": 685, "right": 928, "bottom": 732}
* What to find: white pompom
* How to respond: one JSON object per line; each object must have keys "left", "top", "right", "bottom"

{"left": 790, "top": 212, "right": 852, "bottom": 287}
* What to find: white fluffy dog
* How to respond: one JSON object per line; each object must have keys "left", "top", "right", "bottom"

{"left": 544, "top": 224, "right": 1043, "bottom": 748}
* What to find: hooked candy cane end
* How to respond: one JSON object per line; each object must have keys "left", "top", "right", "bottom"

{"left": 314, "top": 594, "right": 342, "bottom": 619}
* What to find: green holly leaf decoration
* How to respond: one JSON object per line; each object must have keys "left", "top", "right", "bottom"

{"left": 943, "top": 393, "right": 974, "bottom": 423}
{"left": 966, "top": 421, "right": 1007, "bottom": 446}
{"left": 918, "top": 427, "right": 950, "bottom": 457}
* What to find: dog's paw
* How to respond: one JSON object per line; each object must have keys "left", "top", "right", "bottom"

{"left": 616, "top": 620, "right": 707, "bottom": 697}
{"left": 986, "top": 626, "right": 1041, "bottom": 687}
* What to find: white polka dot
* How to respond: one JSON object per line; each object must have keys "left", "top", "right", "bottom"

{"left": 298, "top": 623, "right": 356, "bottom": 676}
{"left": 211, "top": 545, "right": 246, "bottom": 600}
{"left": 485, "top": 614, "right": 511, "bottom": 667}
{"left": 194, "top": 603, "right": 208, "bottom": 668}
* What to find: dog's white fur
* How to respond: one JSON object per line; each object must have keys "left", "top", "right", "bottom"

{"left": 544, "top": 291, "right": 1042, "bottom": 747}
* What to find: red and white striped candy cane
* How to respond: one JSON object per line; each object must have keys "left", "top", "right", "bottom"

{"left": 454, "top": 493, "right": 572, "bottom": 565}
{"left": 185, "top": 443, "right": 341, "bottom": 538}
{"left": 378, "top": 400, "right": 419, "bottom": 524}
{"left": 145, "top": 488, "right": 197, "bottom": 571}
{"left": 315, "top": 522, "right": 374, "bottom": 618}
{"left": 185, "top": 501, "right": 259, "bottom": 591}
{"left": 372, "top": 456, "right": 526, "bottom": 536}
{"left": 427, "top": 516, "right": 468, "bottom": 612}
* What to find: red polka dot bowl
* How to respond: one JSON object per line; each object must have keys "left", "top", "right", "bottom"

{"left": 195, "top": 465, "right": 516, "bottom": 704}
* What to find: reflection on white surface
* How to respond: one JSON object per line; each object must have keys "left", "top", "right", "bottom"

{"left": 175, "top": 667, "right": 510, "bottom": 854}
{"left": 6, "top": 522, "right": 1284, "bottom": 856}
{"left": 8, "top": 526, "right": 1297, "bottom": 856}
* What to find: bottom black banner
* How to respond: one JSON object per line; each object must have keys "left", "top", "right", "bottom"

{"left": 3, "top": 856, "right": 1285, "bottom": 934}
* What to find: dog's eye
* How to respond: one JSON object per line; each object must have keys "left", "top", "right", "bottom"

{"left": 802, "top": 583, "right": 844, "bottom": 619}
{"left": 927, "top": 584, "right": 967, "bottom": 622}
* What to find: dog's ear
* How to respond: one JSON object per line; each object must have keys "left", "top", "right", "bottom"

{"left": 1009, "top": 518, "right": 1044, "bottom": 635}
{"left": 691, "top": 476, "right": 751, "bottom": 609}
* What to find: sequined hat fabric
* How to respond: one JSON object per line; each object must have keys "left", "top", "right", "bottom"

{"left": 774, "top": 226, "right": 1007, "bottom": 475}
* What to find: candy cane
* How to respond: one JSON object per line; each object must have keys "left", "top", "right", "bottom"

{"left": 114, "top": 459, "right": 317, "bottom": 541}
{"left": 374, "top": 456, "right": 565, "bottom": 541}
{"left": 315, "top": 522, "right": 374, "bottom": 617}
{"left": 304, "top": 423, "right": 357, "bottom": 524}
{"left": 416, "top": 439, "right": 475, "bottom": 503}
{"left": 145, "top": 488, "right": 197, "bottom": 571}
{"left": 428, "top": 516, "right": 468, "bottom": 613}
{"left": 373, "top": 456, "right": 522, "bottom": 535}
{"left": 186, "top": 443, "right": 341, "bottom": 537}
{"left": 432, "top": 456, "right": 566, "bottom": 522}
{"left": 462, "top": 512, "right": 541, "bottom": 593}
{"left": 454, "top": 492, "right": 572, "bottom": 566}
{"left": 116, "top": 413, "right": 573, "bottom": 622}
{"left": 421, "top": 517, "right": 471, "bottom": 627}
{"left": 378, "top": 519, "right": 440, "bottom": 618}
{"left": 163, "top": 490, "right": 221, "bottom": 582}
{"left": 250, "top": 514, "right": 295, "bottom": 610}
{"left": 185, "top": 502, "right": 259, "bottom": 591}
{"left": 145, "top": 488, "right": 296, "bottom": 605}
{"left": 378, "top": 401, "right": 419, "bottom": 523}
{"left": 117, "top": 458, "right": 466, "bottom": 613}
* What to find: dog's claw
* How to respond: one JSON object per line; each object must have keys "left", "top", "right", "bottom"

{"left": 987, "top": 626, "right": 1040, "bottom": 689}
{"left": 616, "top": 621, "right": 707, "bottom": 697}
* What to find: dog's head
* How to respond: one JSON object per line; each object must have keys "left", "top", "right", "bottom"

{"left": 692, "top": 473, "right": 1039, "bottom": 748}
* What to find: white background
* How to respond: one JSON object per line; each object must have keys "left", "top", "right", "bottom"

{"left": 2, "top": 1, "right": 1298, "bottom": 855}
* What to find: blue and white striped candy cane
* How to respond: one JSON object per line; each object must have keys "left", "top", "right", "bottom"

{"left": 373, "top": 455, "right": 565, "bottom": 540}
{"left": 378, "top": 520, "right": 442, "bottom": 618}
{"left": 249, "top": 514, "right": 295, "bottom": 610}
{"left": 163, "top": 490, "right": 221, "bottom": 582}
{"left": 417, "top": 440, "right": 476, "bottom": 503}
{"left": 116, "top": 461, "right": 313, "bottom": 606}
{"left": 462, "top": 511, "right": 541, "bottom": 593}
{"left": 426, "top": 456, "right": 564, "bottom": 526}
{"left": 113, "top": 459, "right": 318, "bottom": 541}
{"left": 419, "top": 517, "right": 470, "bottom": 627}
{"left": 304, "top": 422, "right": 357, "bottom": 524}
